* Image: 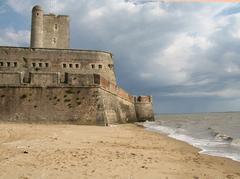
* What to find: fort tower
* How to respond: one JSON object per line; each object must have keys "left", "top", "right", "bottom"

{"left": 31, "top": 5, "right": 43, "bottom": 48}
{"left": 30, "top": 5, "right": 70, "bottom": 49}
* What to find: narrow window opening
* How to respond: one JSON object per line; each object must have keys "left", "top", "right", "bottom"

{"left": 63, "top": 64, "right": 67, "bottom": 68}
{"left": 52, "top": 38, "right": 57, "bottom": 44}
{"left": 0, "top": 62, "right": 3, "bottom": 67}
{"left": 45, "top": 63, "right": 49, "bottom": 67}
{"left": 69, "top": 64, "right": 73, "bottom": 68}
{"left": 75, "top": 64, "right": 79, "bottom": 68}
{"left": 91, "top": 64, "right": 95, "bottom": 69}
{"left": 7, "top": 62, "right": 10, "bottom": 67}
{"left": 14, "top": 62, "right": 17, "bottom": 67}
{"left": 39, "top": 63, "right": 42, "bottom": 67}
{"left": 54, "top": 24, "right": 58, "bottom": 30}
{"left": 108, "top": 64, "right": 113, "bottom": 69}
{"left": 32, "top": 63, "right": 36, "bottom": 67}
{"left": 99, "top": 64, "right": 102, "bottom": 69}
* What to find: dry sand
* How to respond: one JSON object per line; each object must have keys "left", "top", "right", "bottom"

{"left": 0, "top": 123, "right": 240, "bottom": 179}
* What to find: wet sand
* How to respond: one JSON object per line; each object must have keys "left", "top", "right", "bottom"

{"left": 0, "top": 123, "right": 240, "bottom": 179}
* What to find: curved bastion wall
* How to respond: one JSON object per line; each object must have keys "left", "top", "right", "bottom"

{"left": 0, "top": 73, "right": 149, "bottom": 125}
{"left": 0, "top": 86, "right": 138, "bottom": 125}
{"left": 0, "top": 47, "right": 116, "bottom": 85}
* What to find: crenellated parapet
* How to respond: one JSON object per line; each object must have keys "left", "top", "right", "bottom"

{"left": 134, "top": 96, "right": 153, "bottom": 103}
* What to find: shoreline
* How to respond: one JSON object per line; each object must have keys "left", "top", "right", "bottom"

{"left": 136, "top": 122, "right": 240, "bottom": 163}
{"left": 0, "top": 123, "right": 240, "bottom": 179}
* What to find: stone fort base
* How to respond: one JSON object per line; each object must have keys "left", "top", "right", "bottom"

{"left": 0, "top": 87, "right": 137, "bottom": 126}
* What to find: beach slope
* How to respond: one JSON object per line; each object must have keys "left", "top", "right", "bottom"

{"left": 0, "top": 123, "right": 239, "bottom": 179}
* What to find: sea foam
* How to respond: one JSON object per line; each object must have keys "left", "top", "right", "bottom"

{"left": 140, "top": 114, "right": 240, "bottom": 162}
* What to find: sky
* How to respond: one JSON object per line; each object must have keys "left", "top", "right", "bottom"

{"left": 1, "top": 0, "right": 240, "bottom": 113}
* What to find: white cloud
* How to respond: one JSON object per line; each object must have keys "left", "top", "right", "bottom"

{"left": 0, "top": 28, "right": 30, "bottom": 46}
{"left": 6, "top": 0, "right": 33, "bottom": 15}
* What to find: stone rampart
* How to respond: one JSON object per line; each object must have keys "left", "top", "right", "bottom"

{"left": 0, "top": 73, "right": 139, "bottom": 125}
{"left": 97, "top": 75, "right": 134, "bottom": 102}
{"left": 0, "top": 46, "right": 116, "bottom": 84}
{"left": 0, "top": 87, "right": 105, "bottom": 125}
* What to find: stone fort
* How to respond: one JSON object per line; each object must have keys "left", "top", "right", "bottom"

{"left": 0, "top": 5, "right": 154, "bottom": 125}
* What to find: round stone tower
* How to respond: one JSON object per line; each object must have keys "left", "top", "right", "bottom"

{"left": 30, "top": 5, "right": 43, "bottom": 48}
{"left": 134, "top": 96, "right": 154, "bottom": 122}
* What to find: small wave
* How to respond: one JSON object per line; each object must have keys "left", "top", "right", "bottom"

{"left": 231, "top": 138, "right": 240, "bottom": 147}
{"left": 169, "top": 133, "right": 212, "bottom": 147}
{"left": 215, "top": 133, "right": 233, "bottom": 142}
{"left": 141, "top": 121, "right": 240, "bottom": 162}
{"left": 142, "top": 122, "right": 226, "bottom": 148}
{"left": 208, "top": 128, "right": 233, "bottom": 142}
{"left": 209, "top": 130, "right": 219, "bottom": 137}
{"left": 200, "top": 149, "right": 240, "bottom": 162}
{"left": 142, "top": 122, "right": 176, "bottom": 135}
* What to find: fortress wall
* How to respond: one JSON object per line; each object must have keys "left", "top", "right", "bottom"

{"left": 0, "top": 85, "right": 137, "bottom": 125}
{"left": 0, "top": 87, "right": 106, "bottom": 125}
{"left": 0, "top": 4, "right": 154, "bottom": 125}
{"left": 99, "top": 88, "right": 137, "bottom": 124}
{"left": 0, "top": 47, "right": 116, "bottom": 84}
{"left": 0, "top": 71, "right": 134, "bottom": 103}
{"left": 97, "top": 75, "right": 134, "bottom": 102}
{"left": 0, "top": 73, "right": 138, "bottom": 125}
{"left": 30, "top": 72, "right": 60, "bottom": 86}
{"left": 93, "top": 75, "right": 137, "bottom": 124}
{"left": 67, "top": 73, "right": 96, "bottom": 86}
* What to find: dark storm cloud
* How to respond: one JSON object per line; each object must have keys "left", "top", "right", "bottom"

{"left": 2, "top": 0, "right": 240, "bottom": 113}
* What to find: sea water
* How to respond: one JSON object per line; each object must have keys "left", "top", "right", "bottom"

{"left": 141, "top": 112, "right": 240, "bottom": 162}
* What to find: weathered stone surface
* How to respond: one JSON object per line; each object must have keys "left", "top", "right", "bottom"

{"left": 99, "top": 88, "right": 137, "bottom": 124}
{"left": 134, "top": 96, "right": 155, "bottom": 122}
{"left": 0, "top": 86, "right": 140, "bottom": 125}
{"left": 0, "top": 87, "right": 102, "bottom": 125}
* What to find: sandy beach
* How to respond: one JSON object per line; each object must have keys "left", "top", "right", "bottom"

{"left": 0, "top": 123, "right": 240, "bottom": 179}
